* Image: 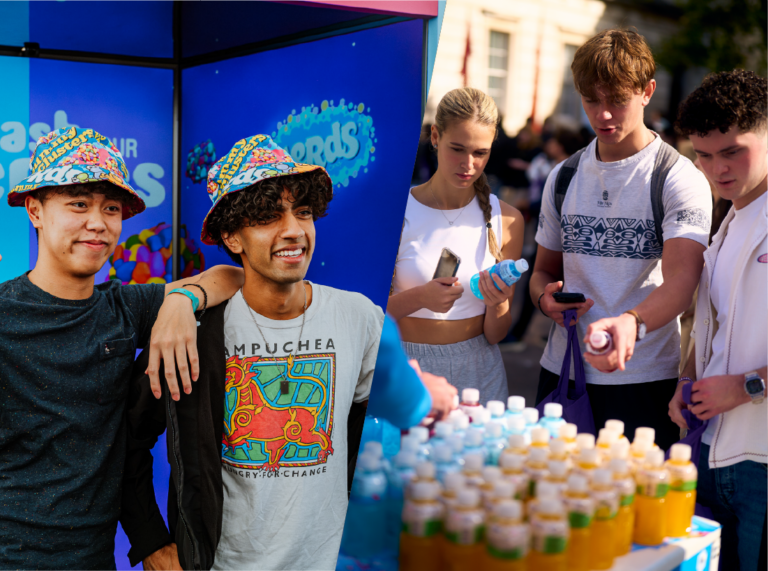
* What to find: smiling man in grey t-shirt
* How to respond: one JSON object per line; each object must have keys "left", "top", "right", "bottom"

{"left": 529, "top": 29, "right": 712, "bottom": 449}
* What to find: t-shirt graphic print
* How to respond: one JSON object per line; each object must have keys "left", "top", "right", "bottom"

{"left": 212, "top": 283, "right": 384, "bottom": 571}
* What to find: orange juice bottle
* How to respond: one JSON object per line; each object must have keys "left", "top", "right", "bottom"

{"left": 499, "top": 451, "right": 530, "bottom": 503}
{"left": 484, "top": 499, "right": 530, "bottom": 571}
{"left": 524, "top": 447, "right": 550, "bottom": 499}
{"left": 633, "top": 448, "right": 670, "bottom": 545}
{"left": 443, "top": 487, "right": 486, "bottom": 571}
{"left": 604, "top": 420, "right": 630, "bottom": 445}
{"left": 544, "top": 460, "right": 569, "bottom": 496}
{"left": 562, "top": 474, "right": 593, "bottom": 571}
{"left": 530, "top": 427, "right": 551, "bottom": 452}
{"left": 549, "top": 438, "right": 571, "bottom": 467}
{"left": 479, "top": 466, "right": 504, "bottom": 508}
{"left": 526, "top": 480, "right": 560, "bottom": 522}
{"left": 528, "top": 498, "right": 569, "bottom": 571}
{"left": 609, "top": 439, "right": 630, "bottom": 462}
{"left": 462, "top": 452, "right": 485, "bottom": 487}
{"left": 440, "top": 472, "right": 466, "bottom": 512}
{"left": 608, "top": 458, "right": 635, "bottom": 557}
{"left": 400, "top": 480, "right": 444, "bottom": 571}
{"left": 485, "top": 480, "right": 516, "bottom": 512}
{"left": 572, "top": 448, "right": 600, "bottom": 483}
{"left": 558, "top": 423, "right": 578, "bottom": 457}
{"left": 664, "top": 443, "right": 698, "bottom": 537}
{"left": 595, "top": 428, "right": 619, "bottom": 464}
{"left": 407, "top": 460, "right": 437, "bottom": 499}
{"left": 628, "top": 433, "right": 654, "bottom": 475}
{"left": 588, "top": 469, "right": 618, "bottom": 570}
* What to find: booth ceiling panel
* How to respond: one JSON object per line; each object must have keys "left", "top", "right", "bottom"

{"left": 181, "top": 1, "right": 367, "bottom": 58}
{"left": 28, "top": 1, "right": 173, "bottom": 58}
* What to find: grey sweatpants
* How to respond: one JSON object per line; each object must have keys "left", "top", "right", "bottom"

{"left": 402, "top": 334, "right": 509, "bottom": 405}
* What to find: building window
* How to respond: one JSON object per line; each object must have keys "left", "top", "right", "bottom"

{"left": 560, "top": 43, "right": 581, "bottom": 120}
{"left": 488, "top": 30, "right": 510, "bottom": 114}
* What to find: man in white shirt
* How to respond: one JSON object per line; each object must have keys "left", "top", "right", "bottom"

{"left": 531, "top": 29, "right": 711, "bottom": 449}
{"left": 668, "top": 69, "right": 767, "bottom": 570}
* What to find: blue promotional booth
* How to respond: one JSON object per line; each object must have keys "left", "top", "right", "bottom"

{"left": 0, "top": 1, "right": 445, "bottom": 567}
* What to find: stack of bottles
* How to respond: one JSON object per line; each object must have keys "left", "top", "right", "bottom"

{"left": 342, "top": 390, "right": 699, "bottom": 571}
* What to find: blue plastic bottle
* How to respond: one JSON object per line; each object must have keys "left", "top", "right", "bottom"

{"left": 448, "top": 433, "right": 466, "bottom": 467}
{"left": 539, "top": 402, "right": 566, "bottom": 439}
{"left": 522, "top": 407, "right": 540, "bottom": 445}
{"left": 463, "top": 427, "right": 488, "bottom": 463}
{"left": 341, "top": 452, "right": 388, "bottom": 559}
{"left": 506, "top": 416, "right": 527, "bottom": 440}
{"left": 430, "top": 421, "right": 454, "bottom": 451}
{"left": 484, "top": 420, "right": 508, "bottom": 466}
{"left": 433, "top": 443, "right": 461, "bottom": 483}
{"left": 408, "top": 426, "right": 432, "bottom": 460}
{"left": 505, "top": 396, "right": 526, "bottom": 424}
{"left": 385, "top": 450, "right": 418, "bottom": 553}
{"left": 470, "top": 259, "right": 529, "bottom": 300}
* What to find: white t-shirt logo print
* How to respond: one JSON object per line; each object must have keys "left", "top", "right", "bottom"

{"left": 222, "top": 352, "right": 335, "bottom": 471}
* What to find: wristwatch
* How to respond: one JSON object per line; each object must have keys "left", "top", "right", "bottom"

{"left": 624, "top": 310, "right": 646, "bottom": 341}
{"left": 744, "top": 371, "right": 766, "bottom": 404}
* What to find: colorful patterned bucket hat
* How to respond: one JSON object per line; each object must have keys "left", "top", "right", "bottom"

{"left": 200, "top": 134, "right": 332, "bottom": 245}
{"left": 7, "top": 127, "right": 146, "bottom": 219}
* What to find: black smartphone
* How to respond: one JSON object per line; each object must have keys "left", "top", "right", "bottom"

{"left": 433, "top": 247, "right": 461, "bottom": 279}
{"left": 553, "top": 292, "right": 586, "bottom": 304}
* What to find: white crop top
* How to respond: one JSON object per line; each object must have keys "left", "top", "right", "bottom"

{"left": 393, "top": 190, "right": 504, "bottom": 320}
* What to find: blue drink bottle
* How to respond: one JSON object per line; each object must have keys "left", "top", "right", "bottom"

{"left": 470, "top": 259, "right": 529, "bottom": 300}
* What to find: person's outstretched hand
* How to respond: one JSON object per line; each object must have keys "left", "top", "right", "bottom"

{"left": 408, "top": 359, "right": 457, "bottom": 419}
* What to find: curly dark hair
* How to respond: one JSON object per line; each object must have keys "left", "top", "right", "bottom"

{"left": 205, "top": 169, "right": 332, "bottom": 266}
{"left": 676, "top": 69, "right": 767, "bottom": 137}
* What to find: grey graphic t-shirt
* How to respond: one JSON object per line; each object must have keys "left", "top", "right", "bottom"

{"left": 535, "top": 135, "right": 711, "bottom": 385}
{"left": 212, "top": 283, "right": 383, "bottom": 570}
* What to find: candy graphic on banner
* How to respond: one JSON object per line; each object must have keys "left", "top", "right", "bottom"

{"left": 223, "top": 354, "right": 335, "bottom": 472}
{"left": 185, "top": 139, "right": 216, "bottom": 184}
{"left": 272, "top": 99, "right": 375, "bottom": 188}
{"left": 107, "top": 222, "right": 204, "bottom": 284}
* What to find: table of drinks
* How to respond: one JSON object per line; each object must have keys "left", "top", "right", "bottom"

{"left": 337, "top": 390, "right": 721, "bottom": 571}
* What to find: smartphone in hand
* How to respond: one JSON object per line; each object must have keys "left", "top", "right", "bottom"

{"left": 552, "top": 292, "right": 586, "bottom": 304}
{"left": 433, "top": 248, "right": 461, "bottom": 279}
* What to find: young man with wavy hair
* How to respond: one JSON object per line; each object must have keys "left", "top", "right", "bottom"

{"left": 531, "top": 29, "right": 712, "bottom": 449}
{"left": 669, "top": 69, "right": 767, "bottom": 570}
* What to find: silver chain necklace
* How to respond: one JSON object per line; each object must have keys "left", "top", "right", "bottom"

{"left": 240, "top": 283, "right": 307, "bottom": 395}
{"left": 430, "top": 180, "right": 471, "bottom": 226}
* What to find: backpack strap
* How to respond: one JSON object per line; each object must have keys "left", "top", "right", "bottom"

{"left": 554, "top": 147, "right": 587, "bottom": 218}
{"left": 650, "top": 141, "right": 680, "bottom": 247}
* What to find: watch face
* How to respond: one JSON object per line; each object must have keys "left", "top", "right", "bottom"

{"left": 746, "top": 378, "right": 765, "bottom": 395}
{"left": 638, "top": 323, "right": 647, "bottom": 340}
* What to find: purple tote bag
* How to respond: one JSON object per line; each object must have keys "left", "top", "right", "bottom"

{"left": 536, "top": 309, "right": 596, "bottom": 435}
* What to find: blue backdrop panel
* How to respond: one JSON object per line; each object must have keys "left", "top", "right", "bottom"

{"left": 181, "top": 1, "right": 365, "bottom": 58}
{"left": 28, "top": 1, "right": 173, "bottom": 57}
{"left": 26, "top": 59, "right": 174, "bottom": 285}
{"left": 0, "top": 3, "right": 29, "bottom": 46}
{"left": 181, "top": 19, "right": 423, "bottom": 310}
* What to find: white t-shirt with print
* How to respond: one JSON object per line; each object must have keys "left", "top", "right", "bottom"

{"left": 211, "top": 283, "right": 384, "bottom": 570}
{"left": 535, "top": 135, "right": 712, "bottom": 385}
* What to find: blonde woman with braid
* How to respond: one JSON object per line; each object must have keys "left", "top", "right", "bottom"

{"left": 388, "top": 88, "right": 524, "bottom": 403}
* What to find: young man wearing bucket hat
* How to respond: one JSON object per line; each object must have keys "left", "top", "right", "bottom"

{"left": 0, "top": 127, "right": 243, "bottom": 570}
{"left": 120, "top": 134, "right": 384, "bottom": 570}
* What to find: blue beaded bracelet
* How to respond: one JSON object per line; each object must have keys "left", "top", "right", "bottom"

{"left": 168, "top": 288, "right": 199, "bottom": 313}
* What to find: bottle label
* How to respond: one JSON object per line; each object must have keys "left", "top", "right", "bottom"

{"left": 564, "top": 496, "right": 594, "bottom": 529}
{"left": 620, "top": 493, "right": 635, "bottom": 507}
{"left": 592, "top": 490, "right": 618, "bottom": 521}
{"left": 445, "top": 510, "right": 485, "bottom": 545}
{"left": 670, "top": 480, "right": 697, "bottom": 492}
{"left": 486, "top": 524, "right": 528, "bottom": 559}
{"left": 403, "top": 502, "right": 444, "bottom": 538}
{"left": 531, "top": 518, "right": 568, "bottom": 554}
{"left": 568, "top": 512, "right": 593, "bottom": 528}
{"left": 637, "top": 482, "right": 670, "bottom": 499}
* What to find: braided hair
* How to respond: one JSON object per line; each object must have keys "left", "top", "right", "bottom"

{"left": 434, "top": 87, "right": 503, "bottom": 262}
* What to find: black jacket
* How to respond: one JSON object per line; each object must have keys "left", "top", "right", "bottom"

{"left": 119, "top": 302, "right": 367, "bottom": 570}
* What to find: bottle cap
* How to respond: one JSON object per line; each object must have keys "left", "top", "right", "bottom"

{"left": 507, "top": 395, "right": 525, "bottom": 412}
{"left": 494, "top": 499, "right": 523, "bottom": 519}
{"left": 462, "top": 388, "right": 480, "bottom": 404}
{"left": 645, "top": 448, "right": 664, "bottom": 467}
{"left": 531, "top": 427, "right": 550, "bottom": 445}
{"left": 462, "top": 452, "right": 484, "bottom": 471}
{"left": 537, "top": 480, "right": 559, "bottom": 498}
{"left": 544, "top": 402, "right": 563, "bottom": 418}
{"left": 394, "top": 451, "right": 418, "bottom": 468}
{"left": 416, "top": 461, "right": 436, "bottom": 479}
{"left": 409, "top": 426, "right": 429, "bottom": 443}
{"left": 486, "top": 400, "right": 505, "bottom": 418}
{"left": 522, "top": 407, "right": 539, "bottom": 424}
{"left": 589, "top": 331, "right": 610, "bottom": 349}
{"left": 492, "top": 480, "right": 515, "bottom": 499}
{"left": 499, "top": 452, "right": 524, "bottom": 470}
{"left": 609, "top": 458, "right": 628, "bottom": 475}
{"left": 457, "top": 487, "right": 481, "bottom": 507}
{"left": 548, "top": 460, "right": 568, "bottom": 478}
{"left": 363, "top": 440, "right": 383, "bottom": 458}
{"left": 401, "top": 435, "right": 419, "bottom": 453}
{"left": 451, "top": 413, "right": 470, "bottom": 431}
{"left": 559, "top": 423, "right": 577, "bottom": 440}
{"left": 632, "top": 438, "right": 652, "bottom": 455}
{"left": 576, "top": 433, "right": 596, "bottom": 450}
{"left": 444, "top": 471, "right": 466, "bottom": 491}
{"left": 514, "top": 259, "right": 529, "bottom": 273}
{"left": 670, "top": 443, "right": 692, "bottom": 462}
{"left": 508, "top": 434, "right": 527, "bottom": 449}
{"left": 464, "top": 428, "right": 484, "bottom": 448}
{"left": 507, "top": 416, "right": 526, "bottom": 433}
{"left": 578, "top": 448, "right": 599, "bottom": 465}
{"left": 605, "top": 419, "right": 625, "bottom": 436}
{"left": 411, "top": 480, "right": 440, "bottom": 500}
{"left": 537, "top": 498, "right": 564, "bottom": 516}
{"left": 482, "top": 466, "right": 502, "bottom": 483}
{"left": 634, "top": 427, "right": 656, "bottom": 444}
{"left": 597, "top": 428, "right": 619, "bottom": 447}
{"left": 358, "top": 453, "right": 381, "bottom": 471}
{"left": 448, "top": 434, "right": 464, "bottom": 454}
{"left": 434, "top": 421, "right": 454, "bottom": 439}
{"left": 567, "top": 473, "right": 588, "bottom": 493}
{"left": 549, "top": 438, "right": 567, "bottom": 457}
{"left": 529, "top": 447, "right": 549, "bottom": 463}
{"left": 610, "top": 440, "right": 630, "bottom": 459}
{"left": 433, "top": 444, "right": 453, "bottom": 463}
{"left": 486, "top": 420, "right": 504, "bottom": 439}
{"left": 472, "top": 407, "right": 491, "bottom": 425}
{"left": 592, "top": 469, "right": 612, "bottom": 485}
